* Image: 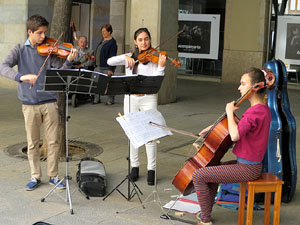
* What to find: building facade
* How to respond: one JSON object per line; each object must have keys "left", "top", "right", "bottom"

{"left": 1, "top": 0, "right": 295, "bottom": 103}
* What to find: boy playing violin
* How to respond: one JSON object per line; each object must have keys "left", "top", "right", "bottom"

{"left": 0, "top": 14, "right": 78, "bottom": 191}
{"left": 193, "top": 67, "right": 271, "bottom": 225}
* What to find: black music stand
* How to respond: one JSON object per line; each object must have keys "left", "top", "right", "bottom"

{"left": 102, "top": 75, "right": 166, "bottom": 214}
{"left": 40, "top": 68, "right": 108, "bottom": 214}
{"left": 104, "top": 74, "right": 164, "bottom": 95}
{"left": 103, "top": 75, "right": 164, "bottom": 201}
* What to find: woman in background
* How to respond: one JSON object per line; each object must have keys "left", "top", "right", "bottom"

{"left": 94, "top": 24, "right": 117, "bottom": 105}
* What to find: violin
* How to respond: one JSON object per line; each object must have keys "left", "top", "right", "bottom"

{"left": 137, "top": 48, "right": 181, "bottom": 68}
{"left": 84, "top": 54, "right": 95, "bottom": 61}
{"left": 30, "top": 35, "right": 71, "bottom": 87}
{"left": 37, "top": 37, "right": 73, "bottom": 59}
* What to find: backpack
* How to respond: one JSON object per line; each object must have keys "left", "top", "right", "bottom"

{"left": 76, "top": 157, "right": 107, "bottom": 198}
{"left": 216, "top": 183, "right": 262, "bottom": 210}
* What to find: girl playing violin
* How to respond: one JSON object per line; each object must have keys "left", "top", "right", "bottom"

{"left": 0, "top": 14, "right": 77, "bottom": 191}
{"left": 107, "top": 27, "right": 167, "bottom": 185}
{"left": 193, "top": 67, "right": 271, "bottom": 225}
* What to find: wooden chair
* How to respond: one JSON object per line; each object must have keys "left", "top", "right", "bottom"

{"left": 238, "top": 173, "right": 284, "bottom": 225}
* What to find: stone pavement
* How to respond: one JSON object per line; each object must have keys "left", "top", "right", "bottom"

{"left": 0, "top": 78, "right": 299, "bottom": 225}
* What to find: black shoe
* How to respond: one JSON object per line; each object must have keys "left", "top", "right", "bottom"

{"left": 147, "top": 170, "right": 155, "bottom": 186}
{"left": 129, "top": 167, "right": 139, "bottom": 182}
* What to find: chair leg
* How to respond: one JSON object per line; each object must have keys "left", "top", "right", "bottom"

{"left": 264, "top": 192, "right": 271, "bottom": 225}
{"left": 273, "top": 185, "right": 282, "bottom": 225}
{"left": 238, "top": 183, "right": 246, "bottom": 225}
{"left": 246, "top": 186, "right": 255, "bottom": 225}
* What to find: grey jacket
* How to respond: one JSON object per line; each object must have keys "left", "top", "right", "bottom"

{"left": 0, "top": 41, "right": 72, "bottom": 104}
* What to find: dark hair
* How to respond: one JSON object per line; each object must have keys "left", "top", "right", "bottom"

{"left": 26, "top": 14, "right": 49, "bottom": 33}
{"left": 101, "top": 24, "right": 113, "bottom": 34}
{"left": 134, "top": 27, "right": 151, "bottom": 40}
{"left": 132, "top": 28, "right": 152, "bottom": 62}
{"left": 243, "top": 67, "right": 266, "bottom": 94}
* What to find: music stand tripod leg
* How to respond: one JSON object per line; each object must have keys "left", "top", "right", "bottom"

{"left": 116, "top": 166, "right": 175, "bottom": 224}
{"left": 103, "top": 94, "right": 143, "bottom": 204}
{"left": 65, "top": 174, "right": 73, "bottom": 214}
{"left": 102, "top": 156, "right": 144, "bottom": 203}
{"left": 40, "top": 86, "right": 74, "bottom": 215}
{"left": 103, "top": 176, "right": 128, "bottom": 201}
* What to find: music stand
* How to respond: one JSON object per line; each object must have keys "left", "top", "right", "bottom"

{"left": 40, "top": 68, "right": 108, "bottom": 214}
{"left": 103, "top": 75, "right": 164, "bottom": 203}
{"left": 103, "top": 75, "right": 169, "bottom": 219}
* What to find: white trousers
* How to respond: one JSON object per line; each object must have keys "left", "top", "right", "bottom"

{"left": 124, "top": 94, "right": 157, "bottom": 170}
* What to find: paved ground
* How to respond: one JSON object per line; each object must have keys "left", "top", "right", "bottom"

{"left": 0, "top": 78, "right": 299, "bottom": 225}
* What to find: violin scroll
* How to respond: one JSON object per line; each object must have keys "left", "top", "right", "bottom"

{"left": 170, "top": 57, "right": 181, "bottom": 68}
{"left": 251, "top": 70, "right": 276, "bottom": 93}
{"left": 264, "top": 71, "right": 276, "bottom": 88}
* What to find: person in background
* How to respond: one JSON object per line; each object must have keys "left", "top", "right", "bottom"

{"left": 0, "top": 14, "right": 78, "bottom": 191}
{"left": 73, "top": 35, "right": 94, "bottom": 70}
{"left": 107, "top": 27, "right": 166, "bottom": 185}
{"left": 192, "top": 68, "right": 271, "bottom": 225}
{"left": 94, "top": 24, "right": 117, "bottom": 105}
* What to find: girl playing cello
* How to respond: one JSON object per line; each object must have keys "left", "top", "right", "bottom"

{"left": 193, "top": 67, "right": 271, "bottom": 225}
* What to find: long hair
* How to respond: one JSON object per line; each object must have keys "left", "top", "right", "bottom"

{"left": 131, "top": 27, "right": 152, "bottom": 61}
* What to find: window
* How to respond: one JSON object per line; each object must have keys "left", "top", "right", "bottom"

{"left": 178, "top": 0, "right": 226, "bottom": 77}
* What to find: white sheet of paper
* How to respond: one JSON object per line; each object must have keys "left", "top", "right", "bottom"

{"left": 163, "top": 193, "right": 200, "bottom": 214}
{"left": 163, "top": 200, "right": 201, "bottom": 214}
{"left": 116, "top": 109, "right": 172, "bottom": 148}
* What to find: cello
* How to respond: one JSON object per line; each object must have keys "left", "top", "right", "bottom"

{"left": 172, "top": 72, "right": 275, "bottom": 195}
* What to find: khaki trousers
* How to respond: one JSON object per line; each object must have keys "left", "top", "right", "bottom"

{"left": 22, "top": 102, "right": 60, "bottom": 179}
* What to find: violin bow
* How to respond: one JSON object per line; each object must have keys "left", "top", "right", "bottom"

{"left": 30, "top": 32, "right": 64, "bottom": 88}
{"left": 154, "top": 29, "right": 184, "bottom": 50}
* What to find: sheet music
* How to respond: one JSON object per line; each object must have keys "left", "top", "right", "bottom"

{"left": 163, "top": 193, "right": 201, "bottom": 214}
{"left": 163, "top": 200, "right": 201, "bottom": 214}
{"left": 116, "top": 109, "right": 173, "bottom": 148}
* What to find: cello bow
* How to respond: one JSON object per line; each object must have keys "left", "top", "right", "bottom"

{"left": 149, "top": 121, "right": 204, "bottom": 141}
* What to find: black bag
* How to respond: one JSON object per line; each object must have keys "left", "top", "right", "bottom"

{"left": 76, "top": 157, "right": 107, "bottom": 197}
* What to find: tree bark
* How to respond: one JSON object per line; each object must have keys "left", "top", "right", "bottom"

{"left": 50, "top": 0, "right": 73, "bottom": 158}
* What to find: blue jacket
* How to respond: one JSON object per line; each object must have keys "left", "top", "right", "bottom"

{"left": 95, "top": 37, "right": 117, "bottom": 72}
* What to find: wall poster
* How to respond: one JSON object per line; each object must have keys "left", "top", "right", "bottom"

{"left": 178, "top": 14, "right": 220, "bottom": 59}
{"left": 276, "top": 16, "right": 300, "bottom": 65}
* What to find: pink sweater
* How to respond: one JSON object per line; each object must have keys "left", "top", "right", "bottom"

{"left": 232, "top": 104, "right": 271, "bottom": 162}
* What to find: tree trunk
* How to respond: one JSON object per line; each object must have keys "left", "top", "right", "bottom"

{"left": 50, "top": 0, "right": 73, "bottom": 159}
